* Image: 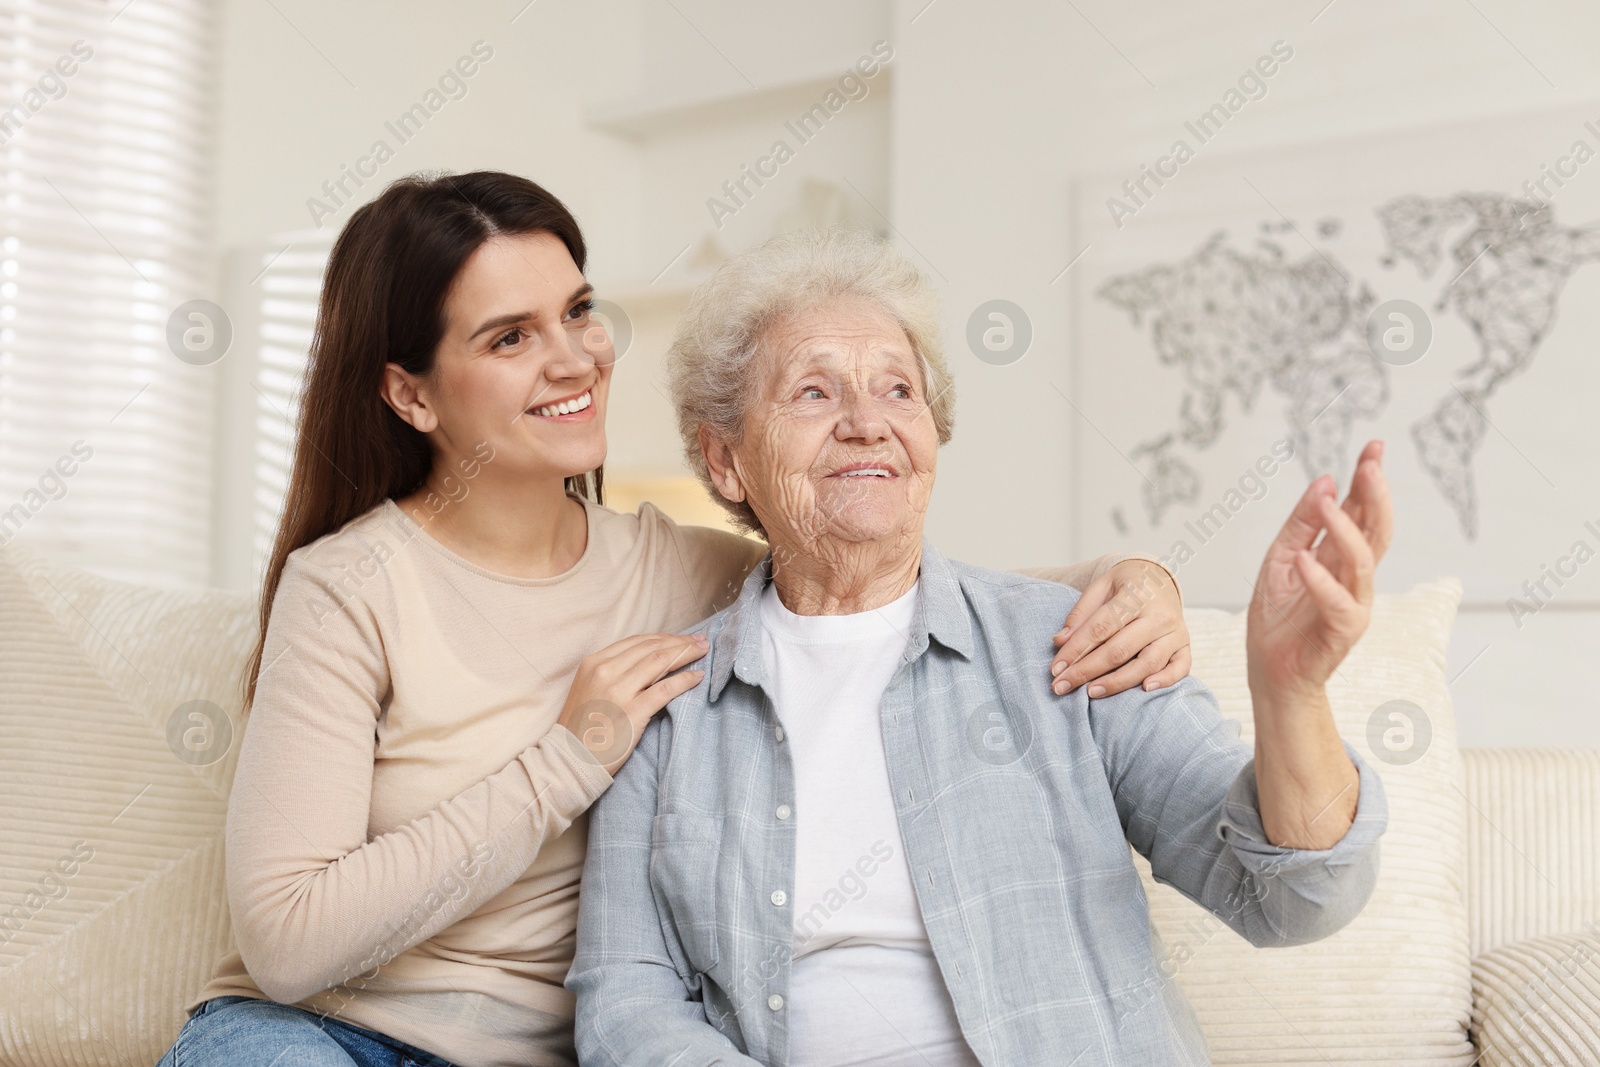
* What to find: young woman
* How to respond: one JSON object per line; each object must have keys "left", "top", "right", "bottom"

{"left": 157, "top": 171, "right": 1193, "bottom": 1067}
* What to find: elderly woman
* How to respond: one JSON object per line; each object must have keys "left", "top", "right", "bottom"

{"left": 567, "top": 230, "right": 1392, "bottom": 1066}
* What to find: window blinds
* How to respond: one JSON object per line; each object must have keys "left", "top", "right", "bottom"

{"left": 0, "top": 0, "right": 216, "bottom": 585}
{"left": 247, "top": 234, "right": 330, "bottom": 578}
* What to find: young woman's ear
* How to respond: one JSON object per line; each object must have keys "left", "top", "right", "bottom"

{"left": 698, "top": 425, "right": 745, "bottom": 504}
{"left": 381, "top": 363, "right": 439, "bottom": 434}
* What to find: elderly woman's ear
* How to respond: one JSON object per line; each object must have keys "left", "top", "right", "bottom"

{"left": 697, "top": 425, "right": 747, "bottom": 506}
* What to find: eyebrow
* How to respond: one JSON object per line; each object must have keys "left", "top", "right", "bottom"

{"left": 466, "top": 282, "right": 594, "bottom": 342}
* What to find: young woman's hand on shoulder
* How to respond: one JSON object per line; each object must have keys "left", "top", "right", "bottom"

{"left": 556, "top": 632, "right": 710, "bottom": 775}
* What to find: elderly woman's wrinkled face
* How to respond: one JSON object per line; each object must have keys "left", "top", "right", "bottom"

{"left": 728, "top": 295, "right": 938, "bottom": 551}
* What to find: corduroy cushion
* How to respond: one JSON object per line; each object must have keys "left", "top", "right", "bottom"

{"left": 0, "top": 543, "right": 255, "bottom": 1067}
{"left": 1460, "top": 749, "right": 1600, "bottom": 959}
{"left": 1146, "top": 577, "right": 1474, "bottom": 1064}
{"left": 1469, "top": 928, "right": 1600, "bottom": 1066}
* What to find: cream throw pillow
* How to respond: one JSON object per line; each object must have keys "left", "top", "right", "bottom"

{"left": 0, "top": 543, "right": 254, "bottom": 1067}
{"left": 1143, "top": 576, "right": 1474, "bottom": 1064}
{"left": 1469, "top": 928, "right": 1600, "bottom": 1065}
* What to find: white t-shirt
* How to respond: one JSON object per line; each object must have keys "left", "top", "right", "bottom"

{"left": 758, "top": 580, "right": 981, "bottom": 1067}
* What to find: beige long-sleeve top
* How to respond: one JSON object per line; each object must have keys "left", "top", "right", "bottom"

{"left": 191, "top": 494, "right": 1166, "bottom": 1067}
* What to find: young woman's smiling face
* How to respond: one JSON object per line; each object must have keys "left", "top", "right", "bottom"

{"left": 391, "top": 230, "right": 613, "bottom": 483}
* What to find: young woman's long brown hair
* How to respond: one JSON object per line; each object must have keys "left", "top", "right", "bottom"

{"left": 244, "top": 171, "right": 602, "bottom": 706}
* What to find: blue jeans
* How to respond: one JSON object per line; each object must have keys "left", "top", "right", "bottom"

{"left": 155, "top": 995, "right": 461, "bottom": 1067}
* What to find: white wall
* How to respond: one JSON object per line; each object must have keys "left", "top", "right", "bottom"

{"left": 212, "top": 0, "right": 645, "bottom": 265}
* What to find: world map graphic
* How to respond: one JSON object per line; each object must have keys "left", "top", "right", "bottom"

{"left": 1097, "top": 193, "right": 1600, "bottom": 540}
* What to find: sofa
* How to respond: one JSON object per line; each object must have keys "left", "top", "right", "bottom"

{"left": 2, "top": 540, "right": 1597, "bottom": 1066}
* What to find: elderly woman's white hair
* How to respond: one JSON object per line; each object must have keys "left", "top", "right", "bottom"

{"left": 665, "top": 227, "right": 956, "bottom": 538}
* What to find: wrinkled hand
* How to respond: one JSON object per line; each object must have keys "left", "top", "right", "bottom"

{"left": 1247, "top": 439, "right": 1392, "bottom": 700}
{"left": 1051, "top": 559, "right": 1191, "bottom": 696}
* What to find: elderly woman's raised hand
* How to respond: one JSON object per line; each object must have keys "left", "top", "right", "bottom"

{"left": 1246, "top": 440, "right": 1392, "bottom": 702}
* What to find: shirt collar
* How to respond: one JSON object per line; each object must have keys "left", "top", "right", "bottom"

{"left": 706, "top": 536, "right": 976, "bottom": 703}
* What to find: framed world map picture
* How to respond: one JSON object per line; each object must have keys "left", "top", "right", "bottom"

{"left": 1070, "top": 103, "right": 1600, "bottom": 610}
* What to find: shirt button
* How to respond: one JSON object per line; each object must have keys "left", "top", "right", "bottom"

{"left": 774, "top": 726, "right": 785, "bottom": 742}
{"left": 770, "top": 889, "right": 788, "bottom": 907}
{"left": 768, "top": 994, "right": 784, "bottom": 1011}
{"left": 775, "top": 804, "right": 792, "bottom": 820}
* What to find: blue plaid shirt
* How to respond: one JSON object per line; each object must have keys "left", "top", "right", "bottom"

{"left": 568, "top": 539, "right": 1387, "bottom": 1066}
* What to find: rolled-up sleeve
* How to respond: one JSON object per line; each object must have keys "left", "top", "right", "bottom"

{"left": 567, "top": 715, "right": 762, "bottom": 1067}
{"left": 1214, "top": 738, "right": 1388, "bottom": 944}
{"left": 1090, "top": 674, "right": 1388, "bottom": 949}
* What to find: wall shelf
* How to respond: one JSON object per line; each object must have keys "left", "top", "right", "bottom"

{"left": 586, "top": 67, "right": 892, "bottom": 139}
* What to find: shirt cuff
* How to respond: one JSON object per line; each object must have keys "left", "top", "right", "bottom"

{"left": 1216, "top": 739, "right": 1388, "bottom": 878}
{"left": 533, "top": 722, "right": 616, "bottom": 817}
{"left": 1102, "top": 552, "right": 1183, "bottom": 609}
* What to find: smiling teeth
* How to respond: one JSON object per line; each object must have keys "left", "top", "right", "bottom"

{"left": 532, "top": 390, "right": 591, "bottom": 417}
{"left": 839, "top": 468, "right": 891, "bottom": 477}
